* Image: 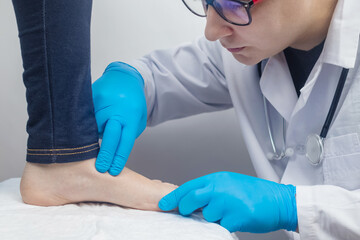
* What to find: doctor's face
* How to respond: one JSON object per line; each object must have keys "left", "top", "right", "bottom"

{"left": 204, "top": 0, "right": 336, "bottom": 65}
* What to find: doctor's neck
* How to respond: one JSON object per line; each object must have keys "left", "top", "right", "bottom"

{"left": 290, "top": 0, "right": 338, "bottom": 51}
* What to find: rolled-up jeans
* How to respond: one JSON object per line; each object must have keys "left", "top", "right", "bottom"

{"left": 12, "top": 0, "right": 99, "bottom": 163}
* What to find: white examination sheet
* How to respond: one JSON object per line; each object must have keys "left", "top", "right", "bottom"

{"left": 0, "top": 178, "right": 238, "bottom": 240}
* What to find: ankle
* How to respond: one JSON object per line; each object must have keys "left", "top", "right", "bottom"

{"left": 20, "top": 160, "right": 94, "bottom": 206}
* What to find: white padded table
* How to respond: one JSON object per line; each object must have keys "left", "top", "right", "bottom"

{"left": 0, "top": 178, "right": 238, "bottom": 240}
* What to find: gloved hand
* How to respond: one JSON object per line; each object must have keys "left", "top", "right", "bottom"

{"left": 92, "top": 62, "right": 147, "bottom": 176}
{"left": 159, "top": 172, "right": 298, "bottom": 233}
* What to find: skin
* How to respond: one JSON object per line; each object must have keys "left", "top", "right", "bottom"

{"left": 204, "top": 0, "right": 339, "bottom": 65}
{"left": 21, "top": 159, "right": 177, "bottom": 210}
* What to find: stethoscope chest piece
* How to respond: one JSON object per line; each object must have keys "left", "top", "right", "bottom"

{"left": 257, "top": 61, "right": 349, "bottom": 166}
{"left": 305, "top": 134, "right": 324, "bottom": 165}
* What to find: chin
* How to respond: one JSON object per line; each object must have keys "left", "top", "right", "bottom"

{"left": 232, "top": 54, "right": 262, "bottom": 66}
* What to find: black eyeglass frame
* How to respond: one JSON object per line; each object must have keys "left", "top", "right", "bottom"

{"left": 182, "top": 0, "right": 257, "bottom": 26}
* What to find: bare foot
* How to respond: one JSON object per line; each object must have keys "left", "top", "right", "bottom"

{"left": 20, "top": 158, "right": 177, "bottom": 211}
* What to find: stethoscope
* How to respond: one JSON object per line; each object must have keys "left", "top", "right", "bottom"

{"left": 257, "top": 62, "right": 349, "bottom": 165}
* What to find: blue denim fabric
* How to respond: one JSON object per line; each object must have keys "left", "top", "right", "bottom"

{"left": 12, "top": 0, "right": 99, "bottom": 163}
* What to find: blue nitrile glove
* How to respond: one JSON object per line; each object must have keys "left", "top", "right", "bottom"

{"left": 92, "top": 62, "right": 147, "bottom": 176}
{"left": 159, "top": 172, "right": 298, "bottom": 233}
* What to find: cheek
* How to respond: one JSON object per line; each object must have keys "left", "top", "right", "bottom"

{"left": 243, "top": 7, "right": 296, "bottom": 58}
{"left": 244, "top": 24, "right": 290, "bottom": 61}
{"left": 253, "top": 21, "right": 284, "bottom": 47}
{"left": 230, "top": 10, "right": 298, "bottom": 64}
{"left": 255, "top": 12, "right": 304, "bottom": 54}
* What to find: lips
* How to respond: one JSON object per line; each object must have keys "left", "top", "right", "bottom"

{"left": 220, "top": 41, "right": 246, "bottom": 53}
{"left": 226, "top": 47, "right": 245, "bottom": 53}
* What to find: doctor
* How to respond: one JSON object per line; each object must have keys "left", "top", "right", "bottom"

{"left": 92, "top": 0, "right": 360, "bottom": 239}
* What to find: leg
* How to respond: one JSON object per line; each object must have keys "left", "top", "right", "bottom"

{"left": 20, "top": 158, "right": 177, "bottom": 211}
{"left": 11, "top": 0, "right": 176, "bottom": 210}
{"left": 12, "top": 0, "right": 99, "bottom": 163}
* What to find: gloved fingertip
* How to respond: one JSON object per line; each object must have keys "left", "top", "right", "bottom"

{"left": 158, "top": 198, "right": 171, "bottom": 211}
{"left": 95, "top": 160, "right": 109, "bottom": 173}
{"left": 108, "top": 168, "right": 122, "bottom": 176}
{"left": 109, "top": 157, "right": 126, "bottom": 176}
{"left": 95, "top": 166, "right": 107, "bottom": 173}
{"left": 96, "top": 167, "right": 107, "bottom": 173}
{"left": 108, "top": 163, "right": 125, "bottom": 176}
{"left": 159, "top": 195, "right": 178, "bottom": 211}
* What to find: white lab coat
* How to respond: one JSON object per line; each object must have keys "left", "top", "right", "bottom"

{"left": 130, "top": 0, "right": 360, "bottom": 239}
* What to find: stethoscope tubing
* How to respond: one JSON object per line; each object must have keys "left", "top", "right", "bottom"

{"left": 258, "top": 61, "right": 349, "bottom": 163}
{"left": 263, "top": 96, "right": 286, "bottom": 160}
{"left": 320, "top": 68, "right": 349, "bottom": 138}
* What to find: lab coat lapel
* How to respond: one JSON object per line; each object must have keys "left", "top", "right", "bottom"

{"left": 259, "top": 53, "right": 298, "bottom": 122}
{"left": 291, "top": 59, "right": 324, "bottom": 118}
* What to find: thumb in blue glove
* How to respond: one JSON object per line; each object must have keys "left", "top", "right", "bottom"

{"left": 159, "top": 172, "right": 298, "bottom": 233}
{"left": 92, "top": 62, "right": 147, "bottom": 176}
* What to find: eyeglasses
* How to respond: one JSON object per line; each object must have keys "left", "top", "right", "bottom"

{"left": 182, "top": 0, "right": 262, "bottom": 26}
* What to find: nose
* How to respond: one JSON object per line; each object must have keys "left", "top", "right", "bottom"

{"left": 204, "top": 6, "right": 233, "bottom": 42}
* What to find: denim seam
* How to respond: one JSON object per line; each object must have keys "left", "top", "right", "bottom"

{"left": 42, "top": 0, "right": 56, "bottom": 159}
{"left": 28, "top": 142, "right": 98, "bottom": 151}
{"left": 27, "top": 146, "right": 100, "bottom": 156}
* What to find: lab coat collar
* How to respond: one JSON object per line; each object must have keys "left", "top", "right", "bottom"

{"left": 259, "top": 53, "right": 298, "bottom": 122}
{"left": 321, "top": 0, "right": 360, "bottom": 69}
